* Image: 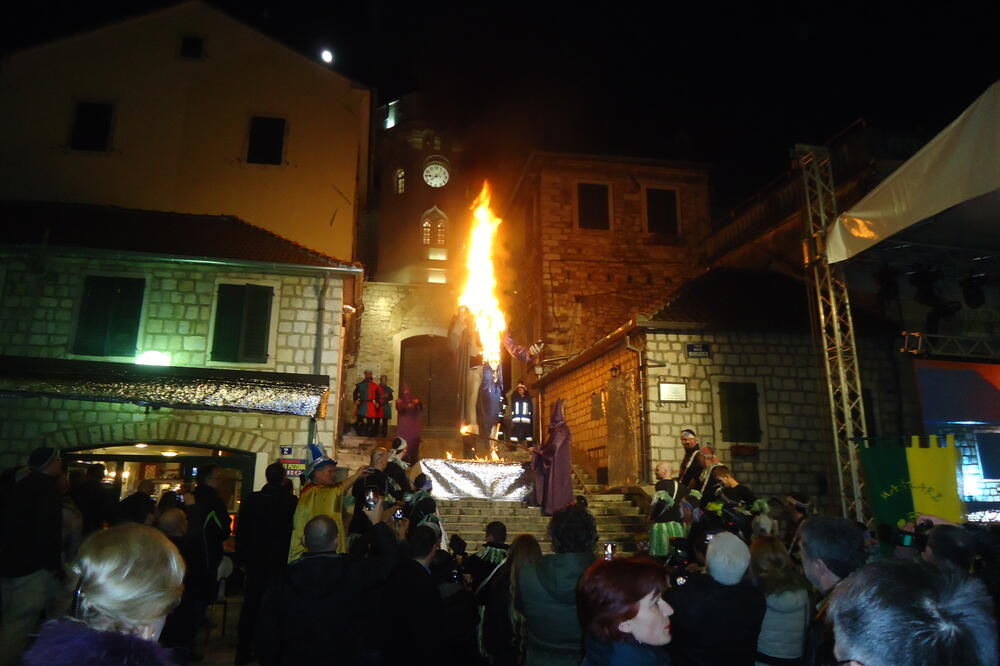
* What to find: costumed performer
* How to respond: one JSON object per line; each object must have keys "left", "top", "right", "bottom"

{"left": 531, "top": 399, "right": 574, "bottom": 516}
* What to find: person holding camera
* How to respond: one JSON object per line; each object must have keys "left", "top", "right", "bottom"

{"left": 255, "top": 500, "right": 400, "bottom": 665}
{"left": 289, "top": 455, "right": 369, "bottom": 561}
{"left": 348, "top": 447, "right": 412, "bottom": 550}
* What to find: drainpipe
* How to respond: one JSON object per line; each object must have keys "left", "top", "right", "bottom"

{"left": 308, "top": 273, "right": 330, "bottom": 446}
{"left": 625, "top": 333, "right": 651, "bottom": 483}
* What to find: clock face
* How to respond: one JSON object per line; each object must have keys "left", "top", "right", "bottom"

{"left": 423, "top": 163, "right": 449, "bottom": 188}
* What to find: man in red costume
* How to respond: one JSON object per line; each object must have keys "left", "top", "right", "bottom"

{"left": 353, "top": 370, "right": 382, "bottom": 436}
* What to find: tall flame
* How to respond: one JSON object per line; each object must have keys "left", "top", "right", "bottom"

{"left": 459, "top": 182, "right": 507, "bottom": 369}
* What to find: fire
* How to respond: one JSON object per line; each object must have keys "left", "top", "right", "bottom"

{"left": 446, "top": 451, "right": 454, "bottom": 460}
{"left": 443, "top": 448, "right": 509, "bottom": 463}
{"left": 459, "top": 182, "right": 507, "bottom": 369}
{"left": 459, "top": 424, "right": 472, "bottom": 435}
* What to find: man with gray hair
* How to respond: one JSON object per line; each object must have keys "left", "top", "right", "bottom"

{"left": 798, "top": 515, "right": 866, "bottom": 665}
{"left": 256, "top": 498, "right": 399, "bottom": 664}
{"left": 829, "top": 559, "right": 997, "bottom": 666}
{"left": 666, "top": 531, "right": 765, "bottom": 664}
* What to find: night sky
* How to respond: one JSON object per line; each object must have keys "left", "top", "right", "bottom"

{"left": 5, "top": 1, "right": 999, "bottom": 209}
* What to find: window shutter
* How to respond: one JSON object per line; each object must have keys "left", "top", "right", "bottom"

{"left": 240, "top": 284, "right": 273, "bottom": 363}
{"left": 718, "top": 381, "right": 762, "bottom": 443}
{"left": 106, "top": 278, "right": 144, "bottom": 356}
{"left": 646, "top": 188, "right": 679, "bottom": 235}
{"left": 211, "top": 284, "right": 243, "bottom": 362}
{"left": 578, "top": 183, "right": 610, "bottom": 230}
{"left": 73, "top": 276, "right": 144, "bottom": 356}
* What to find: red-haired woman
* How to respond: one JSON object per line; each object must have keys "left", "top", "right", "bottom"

{"left": 578, "top": 557, "right": 674, "bottom": 666}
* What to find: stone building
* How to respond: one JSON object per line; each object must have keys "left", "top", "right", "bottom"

{"left": 0, "top": 0, "right": 370, "bottom": 261}
{"left": 533, "top": 269, "right": 918, "bottom": 507}
{"left": 0, "top": 202, "right": 361, "bottom": 505}
{"left": 350, "top": 96, "right": 473, "bottom": 436}
{"left": 504, "top": 152, "right": 712, "bottom": 363}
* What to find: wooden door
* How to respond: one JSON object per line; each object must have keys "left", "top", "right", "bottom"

{"left": 400, "top": 335, "right": 458, "bottom": 427}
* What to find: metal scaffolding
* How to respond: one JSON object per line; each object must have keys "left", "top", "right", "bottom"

{"left": 797, "top": 144, "right": 868, "bottom": 523}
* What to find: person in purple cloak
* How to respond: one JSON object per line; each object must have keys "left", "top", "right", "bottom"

{"left": 395, "top": 383, "right": 424, "bottom": 464}
{"left": 531, "top": 399, "right": 574, "bottom": 516}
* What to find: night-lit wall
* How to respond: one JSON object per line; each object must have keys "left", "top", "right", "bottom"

{"left": 0, "top": 2, "right": 368, "bottom": 261}
{"left": 0, "top": 254, "right": 345, "bottom": 468}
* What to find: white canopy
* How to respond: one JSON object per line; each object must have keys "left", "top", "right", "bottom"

{"left": 827, "top": 80, "right": 1000, "bottom": 263}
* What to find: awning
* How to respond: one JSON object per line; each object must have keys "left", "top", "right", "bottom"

{"left": 0, "top": 356, "right": 330, "bottom": 418}
{"left": 827, "top": 80, "right": 1000, "bottom": 263}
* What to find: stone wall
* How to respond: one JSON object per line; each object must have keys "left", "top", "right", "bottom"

{"left": 0, "top": 255, "right": 345, "bottom": 468}
{"left": 509, "top": 156, "right": 711, "bottom": 360}
{"left": 645, "top": 329, "right": 917, "bottom": 505}
{"left": 537, "top": 340, "right": 642, "bottom": 483}
{"left": 350, "top": 281, "right": 457, "bottom": 425}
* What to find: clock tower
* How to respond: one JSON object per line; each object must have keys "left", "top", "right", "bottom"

{"left": 367, "top": 94, "right": 468, "bottom": 284}
{"left": 350, "top": 94, "right": 469, "bottom": 438}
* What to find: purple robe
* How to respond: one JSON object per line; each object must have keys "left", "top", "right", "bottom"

{"left": 395, "top": 383, "right": 423, "bottom": 464}
{"left": 532, "top": 399, "right": 574, "bottom": 516}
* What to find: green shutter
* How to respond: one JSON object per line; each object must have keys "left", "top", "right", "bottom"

{"left": 211, "top": 284, "right": 244, "bottom": 362}
{"left": 73, "top": 276, "right": 144, "bottom": 356}
{"left": 718, "top": 381, "right": 761, "bottom": 443}
{"left": 240, "top": 284, "right": 273, "bottom": 363}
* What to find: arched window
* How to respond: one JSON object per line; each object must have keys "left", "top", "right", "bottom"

{"left": 421, "top": 219, "right": 431, "bottom": 245}
{"left": 435, "top": 220, "right": 446, "bottom": 246}
{"left": 395, "top": 168, "right": 405, "bottom": 194}
{"left": 420, "top": 206, "right": 448, "bottom": 248}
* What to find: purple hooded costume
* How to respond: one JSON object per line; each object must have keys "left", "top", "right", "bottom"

{"left": 475, "top": 333, "right": 535, "bottom": 446}
{"left": 395, "top": 383, "right": 423, "bottom": 464}
{"left": 531, "top": 399, "right": 574, "bottom": 516}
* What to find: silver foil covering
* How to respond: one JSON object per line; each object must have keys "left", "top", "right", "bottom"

{"left": 0, "top": 374, "right": 328, "bottom": 417}
{"left": 421, "top": 458, "right": 534, "bottom": 501}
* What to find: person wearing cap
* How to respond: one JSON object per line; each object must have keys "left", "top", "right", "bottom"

{"left": 0, "top": 446, "right": 65, "bottom": 665}
{"left": 288, "top": 455, "right": 368, "bottom": 562}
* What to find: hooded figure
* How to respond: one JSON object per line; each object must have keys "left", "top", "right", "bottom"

{"left": 394, "top": 383, "right": 423, "bottom": 464}
{"left": 531, "top": 400, "right": 574, "bottom": 516}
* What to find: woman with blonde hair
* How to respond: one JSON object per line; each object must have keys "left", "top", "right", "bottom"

{"left": 750, "top": 535, "right": 809, "bottom": 666}
{"left": 23, "top": 522, "right": 185, "bottom": 665}
{"left": 482, "top": 533, "right": 543, "bottom": 665}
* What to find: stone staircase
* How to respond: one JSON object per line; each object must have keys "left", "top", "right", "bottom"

{"left": 334, "top": 432, "right": 650, "bottom": 556}
{"left": 438, "top": 464, "right": 649, "bottom": 557}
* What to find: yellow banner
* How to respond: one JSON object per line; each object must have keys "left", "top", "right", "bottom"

{"left": 905, "top": 443, "right": 964, "bottom": 523}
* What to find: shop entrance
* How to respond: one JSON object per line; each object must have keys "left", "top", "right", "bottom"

{"left": 64, "top": 442, "right": 256, "bottom": 528}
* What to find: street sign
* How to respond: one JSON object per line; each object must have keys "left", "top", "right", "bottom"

{"left": 279, "top": 446, "right": 293, "bottom": 456}
{"left": 686, "top": 343, "right": 710, "bottom": 358}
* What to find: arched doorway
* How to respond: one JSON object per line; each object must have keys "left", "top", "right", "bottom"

{"left": 399, "top": 334, "right": 458, "bottom": 427}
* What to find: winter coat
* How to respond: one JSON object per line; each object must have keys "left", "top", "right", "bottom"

{"left": 755, "top": 588, "right": 809, "bottom": 663}
{"left": 665, "top": 572, "right": 766, "bottom": 666}
{"left": 23, "top": 619, "right": 173, "bottom": 665}
{"left": 255, "top": 522, "right": 398, "bottom": 665}
{"left": 517, "top": 551, "right": 595, "bottom": 666}
{"left": 582, "top": 635, "right": 672, "bottom": 666}
{"left": 184, "top": 483, "right": 230, "bottom": 601}
{"left": 0, "top": 470, "right": 62, "bottom": 577}
{"left": 235, "top": 482, "right": 297, "bottom": 573}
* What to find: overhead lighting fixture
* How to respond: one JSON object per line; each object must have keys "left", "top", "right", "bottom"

{"left": 161, "top": 450, "right": 179, "bottom": 457}
{"left": 135, "top": 351, "right": 170, "bottom": 366}
{"left": 134, "top": 443, "right": 148, "bottom": 448}
{"left": 320, "top": 49, "right": 333, "bottom": 64}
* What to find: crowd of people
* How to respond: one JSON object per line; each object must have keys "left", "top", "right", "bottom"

{"left": 1, "top": 424, "right": 999, "bottom": 666}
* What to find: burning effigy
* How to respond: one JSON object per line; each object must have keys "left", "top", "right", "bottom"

{"left": 448, "top": 183, "right": 542, "bottom": 460}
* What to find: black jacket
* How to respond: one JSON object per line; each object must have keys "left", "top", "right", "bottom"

{"left": 185, "top": 483, "right": 230, "bottom": 601}
{"left": 236, "top": 482, "right": 297, "bottom": 573}
{"left": 665, "top": 572, "right": 766, "bottom": 666}
{"left": 0, "top": 471, "right": 62, "bottom": 577}
{"left": 381, "top": 556, "right": 445, "bottom": 665}
{"left": 115, "top": 491, "right": 155, "bottom": 525}
{"left": 255, "top": 522, "right": 398, "bottom": 665}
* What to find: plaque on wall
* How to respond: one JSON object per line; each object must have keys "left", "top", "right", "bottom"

{"left": 658, "top": 381, "right": 687, "bottom": 403}
{"left": 279, "top": 446, "right": 293, "bottom": 456}
{"left": 686, "top": 343, "right": 710, "bottom": 358}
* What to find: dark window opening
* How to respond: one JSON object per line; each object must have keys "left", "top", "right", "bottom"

{"left": 977, "top": 433, "right": 1000, "bottom": 480}
{"left": 646, "top": 188, "right": 679, "bottom": 235}
{"left": 180, "top": 35, "right": 205, "bottom": 58}
{"left": 247, "top": 117, "right": 286, "bottom": 165}
{"left": 577, "top": 183, "right": 610, "bottom": 230}
{"left": 718, "top": 381, "right": 762, "bottom": 443}
{"left": 211, "top": 284, "right": 274, "bottom": 363}
{"left": 73, "top": 276, "right": 144, "bottom": 356}
{"left": 69, "top": 102, "right": 114, "bottom": 152}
